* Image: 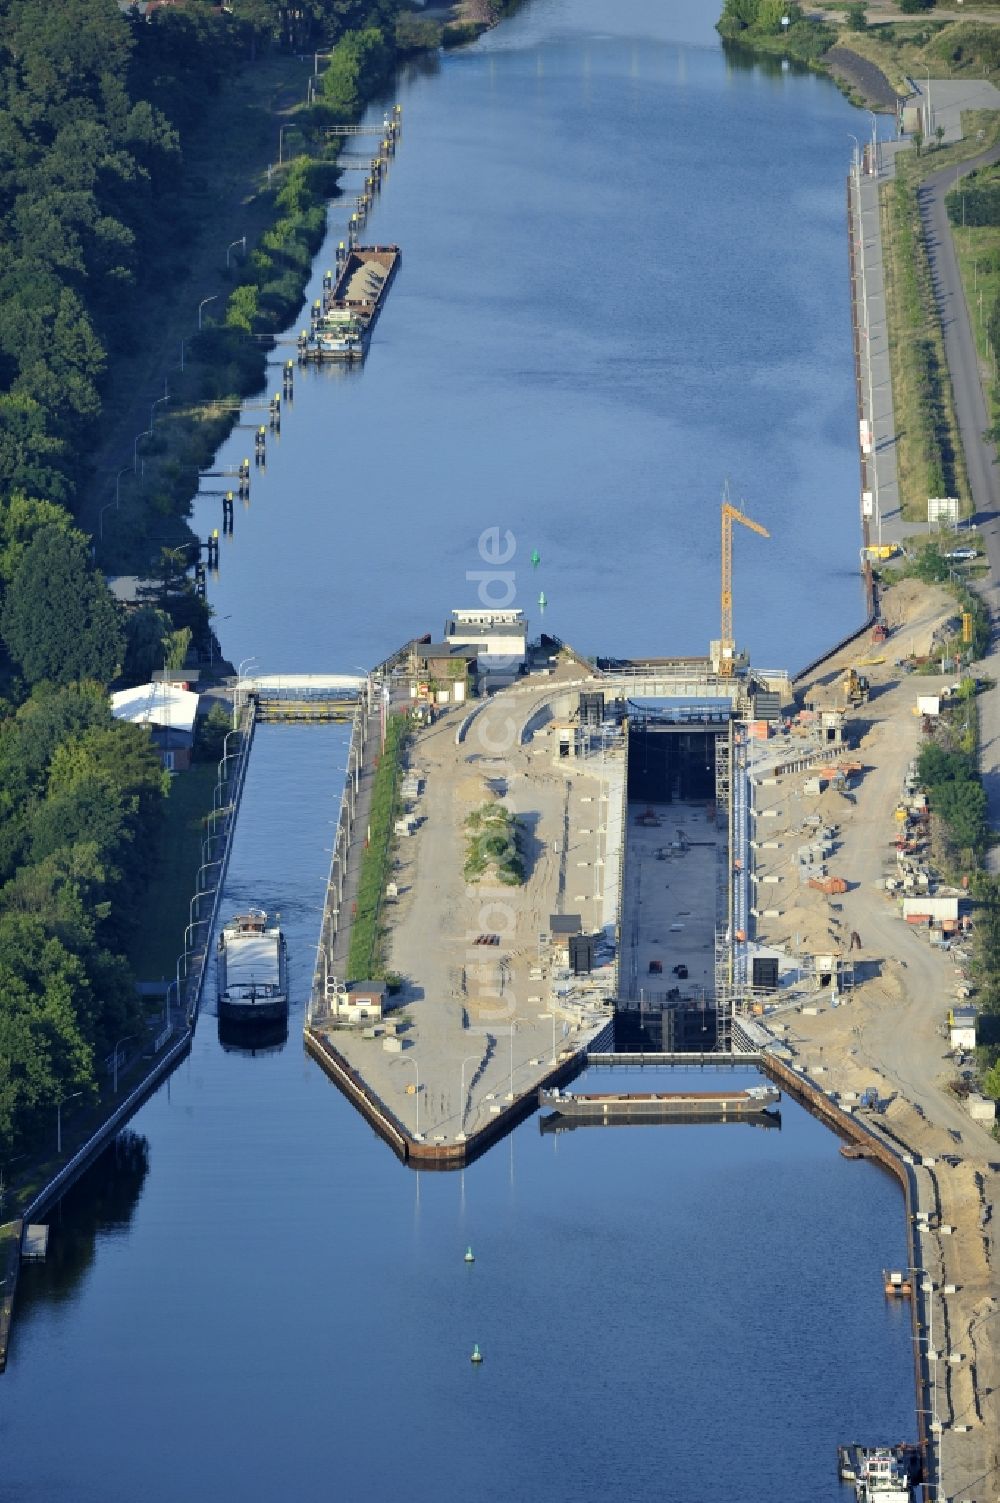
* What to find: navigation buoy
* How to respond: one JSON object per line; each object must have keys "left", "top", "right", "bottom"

{"left": 531, "top": 548, "right": 541, "bottom": 567}
{"left": 464, "top": 1246, "right": 475, "bottom": 1263}
{"left": 470, "top": 1343, "right": 483, "bottom": 1364}
{"left": 538, "top": 591, "right": 547, "bottom": 608}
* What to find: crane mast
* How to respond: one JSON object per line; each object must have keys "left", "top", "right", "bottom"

{"left": 719, "top": 493, "right": 769, "bottom": 678}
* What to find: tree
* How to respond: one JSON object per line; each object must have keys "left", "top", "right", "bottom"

{"left": 846, "top": 3, "right": 867, "bottom": 31}
{"left": 1, "top": 526, "right": 125, "bottom": 686}
{"left": 0, "top": 490, "right": 78, "bottom": 585}
{"left": 123, "top": 605, "right": 173, "bottom": 684}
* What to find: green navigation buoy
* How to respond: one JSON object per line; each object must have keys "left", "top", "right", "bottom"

{"left": 538, "top": 591, "right": 547, "bottom": 608}
{"left": 470, "top": 1343, "right": 484, "bottom": 1365}
{"left": 530, "top": 549, "right": 541, "bottom": 567}
{"left": 464, "top": 1246, "right": 475, "bottom": 1263}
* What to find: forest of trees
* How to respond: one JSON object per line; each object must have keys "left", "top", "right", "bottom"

{"left": 0, "top": 0, "right": 406, "bottom": 1163}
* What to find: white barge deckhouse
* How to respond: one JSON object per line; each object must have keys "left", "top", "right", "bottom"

{"left": 217, "top": 909, "right": 288, "bottom": 1024}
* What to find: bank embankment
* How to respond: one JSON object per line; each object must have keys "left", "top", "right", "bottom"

{"left": 824, "top": 45, "right": 901, "bottom": 110}
{"left": 304, "top": 1025, "right": 587, "bottom": 1168}
{"left": 761, "top": 1019, "right": 999, "bottom": 1500}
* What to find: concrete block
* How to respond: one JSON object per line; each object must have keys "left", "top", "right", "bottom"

{"left": 762, "top": 908, "right": 782, "bottom": 918}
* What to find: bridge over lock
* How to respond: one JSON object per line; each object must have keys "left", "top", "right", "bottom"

{"left": 235, "top": 672, "right": 370, "bottom": 722}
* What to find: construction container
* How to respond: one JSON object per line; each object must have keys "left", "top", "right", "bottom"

{"left": 812, "top": 876, "right": 847, "bottom": 894}
{"left": 747, "top": 720, "right": 770, "bottom": 740}
{"left": 804, "top": 776, "right": 825, "bottom": 796}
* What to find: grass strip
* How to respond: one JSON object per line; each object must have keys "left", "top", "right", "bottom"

{"left": 347, "top": 713, "right": 409, "bottom": 980}
{"left": 881, "top": 173, "right": 970, "bottom": 520}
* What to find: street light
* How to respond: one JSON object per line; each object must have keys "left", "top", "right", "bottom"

{"left": 278, "top": 125, "right": 294, "bottom": 165}
{"left": 406, "top": 1057, "right": 420, "bottom": 1137}
{"left": 133, "top": 428, "right": 152, "bottom": 474}
{"left": 56, "top": 1091, "right": 83, "bottom": 1155}
{"left": 506, "top": 1019, "right": 518, "bottom": 1100}
{"left": 235, "top": 657, "right": 258, "bottom": 717}
{"left": 314, "top": 48, "right": 334, "bottom": 74}
{"left": 110, "top": 1036, "right": 135, "bottom": 1095}
{"left": 150, "top": 392, "right": 169, "bottom": 430}
{"left": 459, "top": 1053, "right": 479, "bottom": 1131}
{"left": 198, "top": 295, "right": 218, "bottom": 331}
{"left": 226, "top": 236, "right": 246, "bottom": 269}
{"left": 538, "top": 1012, "right": 557, "bottom": 1064}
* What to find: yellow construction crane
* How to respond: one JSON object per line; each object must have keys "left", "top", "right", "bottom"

{"left": 720, "top": 494, "right": 769, "bottom": 678}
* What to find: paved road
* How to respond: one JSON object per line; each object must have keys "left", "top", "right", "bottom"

{"left": 918, "top": 144, "right": 1000, "bottom": 867}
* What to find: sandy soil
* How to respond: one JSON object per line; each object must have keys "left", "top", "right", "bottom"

{"left": 751, "top": 579, "right": 1000, "bottom": 1499}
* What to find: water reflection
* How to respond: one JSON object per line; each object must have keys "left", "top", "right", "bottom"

{"left": 216, "top": 1017, "right": 289, "bottom": 1055}
{"left": 17, "top": 1131, "right": 149, "bottom": 1310}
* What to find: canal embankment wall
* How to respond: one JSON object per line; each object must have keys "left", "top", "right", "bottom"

{"left": 760, "top": 1049, "right": 928, "bottom": 1462}
{"left": 0, "top": 697, "right": 258, "bottom": 1370}
{"left": 180, "top": 700, "right": 256, "bottom": 1026}
{"left": 303, "top": 1025, "right": 591, "bottom": 1168}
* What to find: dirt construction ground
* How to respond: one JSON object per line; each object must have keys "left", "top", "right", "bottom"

{"left": 752, "top": 579, "right": 1000, "bottom": 1501}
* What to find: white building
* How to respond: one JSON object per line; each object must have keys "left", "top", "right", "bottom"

{"left": 111, "top": 681, "right": 200, "bottom": 771}
{"left": 445, "top": 608, "right": 528, "bottom": 675}
{"left": 948, "top": 1005, "right": 977, "bottom": 1052}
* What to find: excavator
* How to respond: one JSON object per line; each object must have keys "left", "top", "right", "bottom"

{"left": 841, "top": 667, "right": 870, "bottom": 706}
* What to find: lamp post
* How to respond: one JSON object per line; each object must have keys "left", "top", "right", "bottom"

{"left": 538, "top": 1012, "right": 557, "bottom": 1064}
{"left": 236, "top": 656, "right": 258, "bottom": 717}
{"left": 150, "top": 392, "right": 169, "bottom": 430}
{"left": 406, "top": 1058, "right": 420, "bottom": 1137}
{"left": 98, "top": 496, "right": 117, "bottom": 543}
{"left": 198, "top": 295, "right": 218, "bottom": 331}
{"left": 314, "top": 48, "right": 334, "bottom": 75}
{"left": 278, "top": 125, "right": 294, "bottom": 165}
{"left": 111, "top": 1036, "right": 135, "bottom": 1095}
{"left": 869, "top": 110, "right": 879, "bottom": 178}
{"left": 56, "top": 1091, "right": 83, "bottom": 1155}
{"left": 459, "top": 1053, "right": 479, "bottom": 1131}
{"left": 133, "top": 428, "right": 152, "bottom": 474}
{"left": 226, "top": 236, "right": 246, "bottom": 269}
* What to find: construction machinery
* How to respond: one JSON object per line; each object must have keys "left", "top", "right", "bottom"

{"left": 718, "top": 491, "right": 770, "bottom": 678}
{"left": 841, "top": 667, "right": 870, "bottom": 706}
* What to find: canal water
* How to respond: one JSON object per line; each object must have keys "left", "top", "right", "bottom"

{"left": 2, "top": 7, "right": 916, "bottom": 1499}
{"left": 191, "top": 0, "right": 867, "bottom": 674}
{"left": 4, "top": 731, "right": 915, "bottom": 1502}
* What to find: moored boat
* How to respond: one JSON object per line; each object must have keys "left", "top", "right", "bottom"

{"left": 217, "top": 909, "right": 288, "bottom": 1024}
{"left": 299, "top": 245, "right": 400, "bottom": 362}
{"left": 853, "top": 1446, "right": 913, "bottom": 1500}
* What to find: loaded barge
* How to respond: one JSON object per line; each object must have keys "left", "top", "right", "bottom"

{"left": 299, "top": 245, "right": 400, "bottom": 363}
{"left": 538, "top": 1083, "right": 780, "bottom": 1122}
{"left": 217, "top": 909, "right": 288, "bottom": 1025}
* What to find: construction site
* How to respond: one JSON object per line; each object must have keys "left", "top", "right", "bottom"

{"left": 302, "top": 499, "right": 999, "bottom": 1496}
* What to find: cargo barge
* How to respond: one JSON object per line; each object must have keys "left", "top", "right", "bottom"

{"left": 538, "top": 1083, "right": 780, "bottom": 1120}
{"left": 299, "top": 245, "right": 400, "bottom": 363}
{"left": 837, "top": 1443, "right": 921, "bottom": 1500}
{"left": 217, "top": 909, "right": 288, "bottom": 1025}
